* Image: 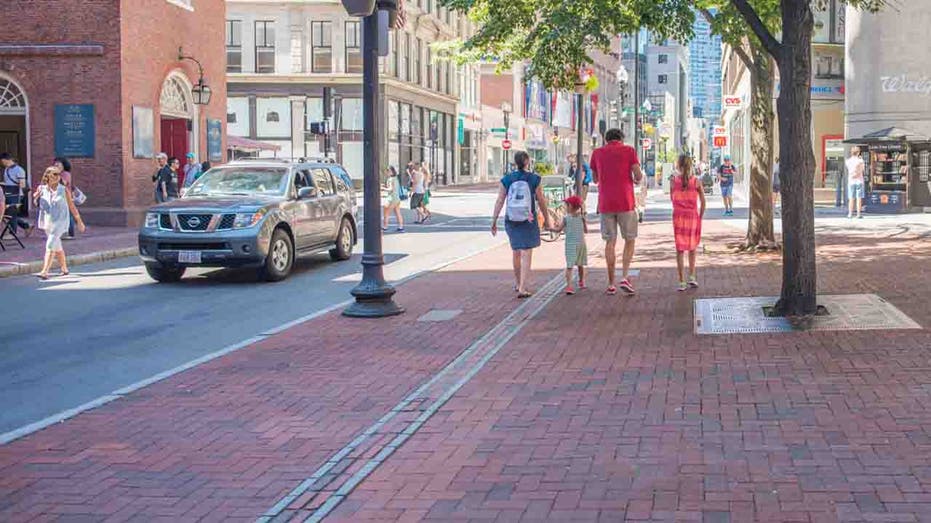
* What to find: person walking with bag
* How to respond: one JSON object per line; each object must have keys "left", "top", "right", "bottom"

{"left": 382, "top": 166, "right": 405, "bottom": 232}
{"left": 671, "top": 154, "right": 706, "bottom": 291}
{"left": 33, "top": 166, "right": 85, "bottom": 280}
{"left": 491, "top": 151, "right": 552, "bottom": 298}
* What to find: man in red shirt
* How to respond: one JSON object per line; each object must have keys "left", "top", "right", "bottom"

{"left": 591, "top": 128, "right": 644, "bottom": 295}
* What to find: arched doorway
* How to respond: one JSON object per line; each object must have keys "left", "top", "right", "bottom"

{"left": 159, "top": 73, "right": 196, "bottom": 186}
{"left": 0, "top": 76, "right": 29, "bottom": 181}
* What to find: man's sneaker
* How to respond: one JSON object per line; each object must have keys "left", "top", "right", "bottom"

{"left": 578, "top": 280, "right": 587, "bottom": 290}
{"left": 688, "top": 276, "right": 699, "bottom": 288}
{"left": 677, "top": 282, "right": 688, "bottom": 292}
{"left": 618, "top": 279, "right": 636, "bottom": 295}
{"left": 565, "top": 286, "right": 576, "bottom": 295}
{"left": 605, "top": 286, "right": 617, "bottom": 296}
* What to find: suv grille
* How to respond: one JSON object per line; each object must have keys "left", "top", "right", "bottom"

{"left": 177, "top": 214, "right": 213, "bottom": 232}
{"left": 159, "top": 214, "right": 171, "bottom": 229}
{"left": 218, "top": 214, "right": 236, "bottom": 230}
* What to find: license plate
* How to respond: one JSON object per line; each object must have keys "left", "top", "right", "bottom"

{"left": 178, "top": 251, "right": 202, "bottom": 264}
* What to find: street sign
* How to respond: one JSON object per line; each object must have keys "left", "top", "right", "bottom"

{"left": 641, "top": 138, "right": 652, "bottom": 149}
{"left": 502, "top": 139, "right": 512, "bottom": 150}
{"left": 713, "top": 135, "right": 728, "bottom": 148}
{"left": 490, "top": 127, "right": 507, "bottom": 133}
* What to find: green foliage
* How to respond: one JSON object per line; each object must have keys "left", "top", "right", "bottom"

{"left": 534, "top": 161, "right": 555, "bottom": 175}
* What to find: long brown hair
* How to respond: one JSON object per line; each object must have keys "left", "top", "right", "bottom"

{"left": 677, "top": 154, "right": 693, "bottom": 189}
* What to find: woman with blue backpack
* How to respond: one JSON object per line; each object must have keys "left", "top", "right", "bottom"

{"left": 491, "top": 151, "right": 552, "bottom": 298}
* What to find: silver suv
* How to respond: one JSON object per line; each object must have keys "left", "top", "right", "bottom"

{"left": 138, "top": 159, "right": 358, "bottom": 282}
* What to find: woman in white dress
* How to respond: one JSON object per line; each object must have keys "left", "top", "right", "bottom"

{"left": 33, "top": 166, "right": 85, "bottom": 279}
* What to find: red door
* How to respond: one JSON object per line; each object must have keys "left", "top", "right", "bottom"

{"left": 160, "top": 118, "right": 190, "bottom": 186}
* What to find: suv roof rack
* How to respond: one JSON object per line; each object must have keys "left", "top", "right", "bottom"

{"left": 229, "top": 156, "right": 337, "bottom": 164}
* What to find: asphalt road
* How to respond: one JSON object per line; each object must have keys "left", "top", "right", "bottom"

{"left": 0, "top": 189, "right": 503, "bottom": 435}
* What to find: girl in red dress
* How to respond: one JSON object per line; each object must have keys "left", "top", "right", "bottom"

{"left": 670, "top": 154, "right": 706, "bottom": 291}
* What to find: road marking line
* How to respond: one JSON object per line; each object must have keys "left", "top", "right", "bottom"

{"left": 0, "top": 241, "right": 506, "bottom": 446}
{"left": 257, "top": 272, "right": 564, "bottom": 522}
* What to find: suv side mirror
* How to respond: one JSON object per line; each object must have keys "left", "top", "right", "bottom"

{"left": 298, "top": 186, "right": 318, "bottom": 199}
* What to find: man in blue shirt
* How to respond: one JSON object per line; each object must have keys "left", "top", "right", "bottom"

{"left": 717, "top": 155, "right": 737, "bottom": 216}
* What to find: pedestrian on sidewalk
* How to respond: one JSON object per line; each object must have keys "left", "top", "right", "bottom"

{"left": 591, "top": 128, "right": 643, "bottom": 296}
{"left": 53, "top": 157, "right": 77, "bottom": 239}
{"left": 152, "top": 153, "right": 168, "bottom": 203}
{"left": 382, "top": 166, "right": 405, "bottom": 232}
{"left": 410, "top": 164, "right": 427, "bottom": 223}
{"left": 182, "top": 153, "right": 202, "bottom": 192}
{"left": 551, "top": 195, "right": 588, "bottom": 295}
{"left": 671, "top": 154, "right": 705, "bottom": 291}
{"left": 420, "top": 161, "right": 433, "bottom": 222}
{"left": 772, "top": 157, "right": 781, "bottom": 212}
{"left": 156, "top": 157, "right": 180, "bottom": 202}
{"left": 492, "top": 151, "right": 552, "bottom": 298}
{"left": 717, "top": 155, "right": 736, "bottom": 216}
{"left": 2, "top": 152, "right": 34, "bottom": 237}
{"left": 33, "top": 166, "right": 85, "bottom": 280}
{"left": 846, "top": 147, "right": 865, "bottom": 219}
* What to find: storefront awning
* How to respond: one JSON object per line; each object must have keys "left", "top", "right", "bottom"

{"left": 227, "top": 136, "right": 282, "bottom": 152}
{"left": 844, "top": 127, "right": 930, "bottom": 144}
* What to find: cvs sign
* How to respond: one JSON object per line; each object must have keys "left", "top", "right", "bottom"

{"left": 723, "top": 95, "right": 743, "bottom": 108}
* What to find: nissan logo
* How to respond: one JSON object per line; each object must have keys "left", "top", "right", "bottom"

{"left": 187, "top": 216, "right": 202, "bottom": 228}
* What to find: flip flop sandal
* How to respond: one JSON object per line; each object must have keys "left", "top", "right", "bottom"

{"left": 517, "top": 291, "right": 533, "bottom": 299}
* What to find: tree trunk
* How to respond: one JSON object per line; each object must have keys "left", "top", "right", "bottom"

{"left": 773, "top": 0, "right": 818, "bottom": 317}
{"left": 746, "top": 40, "right": 776, "bottom": 248}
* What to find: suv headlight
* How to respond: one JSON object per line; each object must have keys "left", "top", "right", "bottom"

{"left": 144, "top": 213, "right": 160, "bottom": 229}
{"left": 233, "top": 210, "right": 266, "bottom": 229}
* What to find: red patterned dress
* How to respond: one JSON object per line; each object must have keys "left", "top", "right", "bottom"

{"left": 671, "top": 175, "right": 702, "bottom": 252}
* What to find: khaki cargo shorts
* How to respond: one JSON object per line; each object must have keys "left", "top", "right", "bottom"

{"left": 600, "top": 211, "right": 638, "bottom": 241}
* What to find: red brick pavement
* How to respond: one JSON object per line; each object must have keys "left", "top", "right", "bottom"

{"left": 0, "top": 226, "right": 136, "bottom": 269}
{"left": 326, "top": 219, "right": 931, "bottom": 522}
{"left": 1, "top": 216, "right": 930, "bottom": 522}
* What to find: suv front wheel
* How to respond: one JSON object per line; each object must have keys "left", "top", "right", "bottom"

{"left": 145, "top": 263, "right": 186, "bottom": 283}
{"left": 261, "top": 228, "right": 294, "bottom": 282}
{"left": 329, "top": 218, "right": 354, "bottom": 261}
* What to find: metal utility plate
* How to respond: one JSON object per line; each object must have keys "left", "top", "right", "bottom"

{"left": 694, "top": 294, "right": 922, "bottom": 335}
{"left": 418, "top": 309, "right": 463, "bottom": 322}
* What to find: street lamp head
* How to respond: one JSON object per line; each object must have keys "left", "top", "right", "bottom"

{"left": 617, "top": 65, "right": 629, "bottom": 84}
{"left": 191, "top": 78, "right": 212, "bottom": 105}
{"left": 500, "top": 101, "right": 512, "bottom": 114}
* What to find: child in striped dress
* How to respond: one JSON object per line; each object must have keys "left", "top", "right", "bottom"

{"left": 553, "top": 195, "right": 588, "bottom": 295}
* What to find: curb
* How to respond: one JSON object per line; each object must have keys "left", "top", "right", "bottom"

{"left": 0, "top": 246, "right": 137, "bottom": 279}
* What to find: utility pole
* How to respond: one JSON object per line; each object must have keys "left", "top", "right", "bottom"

{"left": 633, "top": 30, "right": 640, "bottom": 150}
{"left": 343, "top": 1, "right": 403, "bottom": 318}
{"left": 575, "top": 91, "right": 584, "bottom": 198}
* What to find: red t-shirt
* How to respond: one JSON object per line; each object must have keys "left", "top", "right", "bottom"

{"left": 591, "top": 141, "right": 640, "bottom": 213}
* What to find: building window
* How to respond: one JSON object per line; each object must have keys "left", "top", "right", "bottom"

{"left": 345, "top": 21, "right": 362, "bottom": 74}
{"left": 311, "top": 21, "right": 333, "bottom": 73}
{"left": 390, "top": 31, "right": 398, "bottom": 77}
{"left": 403, "top": 33, "right": 411, "bottom": 82}
{"left": 658, "top": 54, "right": 668, "bottom": 64}
{"left": 254, "top": 21, "right": 275, "bottom": 73}
{"left": 414, "top": 38, "right": 422, "bottom": 85}
{"left": 166, "top": 0, "right": 193, "bottom": 9}
{"left": 226, "top": 20, "right": 242, "bottom": 73}
{"left": 658, "top": 74, "right": 668, "bottom": 84}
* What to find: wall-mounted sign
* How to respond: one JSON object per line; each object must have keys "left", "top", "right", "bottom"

{"left": 712, "top": 126, "right": 727, "bottom": 137}
{"left": 54, "top": 104, "right": 95, "bottom": 158}
{"left": 723, "top": 96, "right": 743, "bottom": 108}
{"left": 713, "top": 136, "right": 728, "bottom": 148}
{"left": 880, "top": 75, "right": 931, "bottom": 96}
{"left": 132, "top": 106, "right": 155, "bottom": 159}
{"left": 207, "top": 119, "right": 223, "bottom": 162}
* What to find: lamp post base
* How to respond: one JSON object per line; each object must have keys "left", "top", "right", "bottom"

{"left": 344, "top": 279, "right": 404, "bottom": 318}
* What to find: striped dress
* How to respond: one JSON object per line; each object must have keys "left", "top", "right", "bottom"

{"left": 563, "top": 215, "right": 588, "bottom": 268}
{"left": 671, "top": 175, "right": 702, "bottom": 252}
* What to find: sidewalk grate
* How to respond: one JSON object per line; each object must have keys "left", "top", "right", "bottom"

{"left": 694, "top": 294, "right": 922, "bottom": 335}
{"left": 417, "top": 309, "right": 462, "bottom": 322}
{"left": 258, "top": 273, "right": 564, "bottom": 523}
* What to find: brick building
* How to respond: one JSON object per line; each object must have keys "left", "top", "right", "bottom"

{"left": 0, "top": 0, "right": 227, "bottom": 226}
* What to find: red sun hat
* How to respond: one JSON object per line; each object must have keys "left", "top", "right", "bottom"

{"left": 564, "top": 195, "right": 583, "bottom": 208}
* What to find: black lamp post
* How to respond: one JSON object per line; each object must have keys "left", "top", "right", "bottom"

{"left": 343, "top": 0, "right": 404, "bottom": 318}
{"left": 178, "top": 47, "right": 212, "bottom": 105}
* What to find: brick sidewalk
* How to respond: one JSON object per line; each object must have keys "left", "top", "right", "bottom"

{"left": 1, "top": 217, "right": 930, "bottom": 522}
{"left": 0, "top": 226, "right": 137, "bottom": 277}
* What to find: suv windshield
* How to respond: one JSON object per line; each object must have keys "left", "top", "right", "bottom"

{"left": 185, "top": 167, "right": 290, "bottom": 197}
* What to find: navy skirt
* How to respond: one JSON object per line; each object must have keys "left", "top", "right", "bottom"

{"left": 505, "top": 219, "right": 541, "bottom": 250}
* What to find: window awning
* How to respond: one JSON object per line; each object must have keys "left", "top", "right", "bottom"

{"left": 844, "top": 127, "right": 930, "bottom": 144}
